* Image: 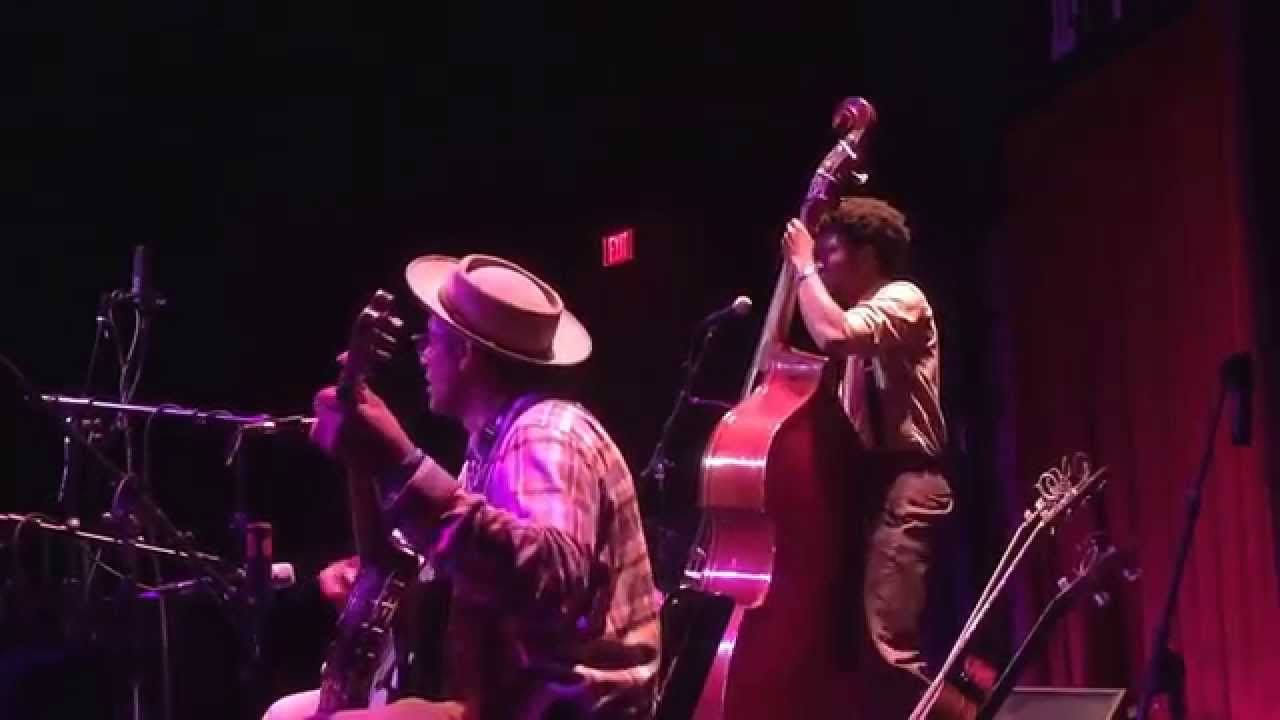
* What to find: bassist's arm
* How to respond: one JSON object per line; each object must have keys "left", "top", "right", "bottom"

{"left": 797, "top": 277, "right": 927, "bottom": 357}
{"left": 795, "top": 270, "right": 859, "bottom": 355}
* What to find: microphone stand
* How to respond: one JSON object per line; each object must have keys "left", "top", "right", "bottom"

{"left": 39, "top": 397, "right": 303, "bottom": 661}
{"left": 35, "top": 396, "right": 299, "bottom": 717}
{"left": 640, "top": 317, "right": 730, "bottom": 503}
{"left": 0, "top": 513, "right": 234, "bottom": 569}
{"left": 1135, "top": 352, "right": 1251, "bottom": 720}
{"left": 2, "top": 246, "right": 249, "bottom": 720}
{"left": 105, "top": 249, "right": 164, "bottom": 720}
{"left": 57, "top": 292, "right": 111, "bottom": 657}
{"left": 639, "top": 313, "right": 737, "bottom": 595}
{"left": 5, "top": 354, "right": 249, "bottom": 720}
{"left": 40, "top": 395, "right": 314, "bottom": 433}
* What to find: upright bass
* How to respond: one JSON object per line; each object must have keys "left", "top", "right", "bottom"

{"left": 684, "top": 97, "right": 877, "bottom": 719}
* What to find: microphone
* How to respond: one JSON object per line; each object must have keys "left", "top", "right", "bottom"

{"left": 131, "top": 245, "right": 149, "bottom": 298}
{"left": 269, "top": 562, "right": 297, "bottom": 590}
{"left": 245, "top": 521, "right": 274, "bottom": 611}
{"left": 242, "top": 415, "right": 317, "bottom": 436}
{"left": 123, "top": 244, "right": 165, "bottom": 310}
{"left": 698, "top": 295, "right": 753, "bottom": 331}
{"left": 1222, "top": 351, "right": 1252, "bottom": 446}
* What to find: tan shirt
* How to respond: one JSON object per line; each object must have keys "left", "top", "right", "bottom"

{"left": 829, "top": 280, "right": 947, "bottom": 457}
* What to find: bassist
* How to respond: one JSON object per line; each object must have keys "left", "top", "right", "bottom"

{"left": 782, "top": 197, "right": 973, "bottom": 718}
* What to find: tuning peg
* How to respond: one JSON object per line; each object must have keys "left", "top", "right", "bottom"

{"left": 1091, "top": 590, "right": 1112, "bottom": 608}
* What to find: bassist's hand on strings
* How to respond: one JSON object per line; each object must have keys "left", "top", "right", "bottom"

{"left": 781, "top": 218, "right": 817, "bottom": 273}
{"left": 782, "top": 217, "right": 853, "bottom": 352}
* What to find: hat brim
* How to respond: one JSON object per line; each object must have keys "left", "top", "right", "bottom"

{"left": 405, "top": 255, "right": 592, "bottom": 367}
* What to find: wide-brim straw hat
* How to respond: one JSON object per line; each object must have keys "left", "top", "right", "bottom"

{"left": 405, "top": 254, "right": 591, "bottom": 366}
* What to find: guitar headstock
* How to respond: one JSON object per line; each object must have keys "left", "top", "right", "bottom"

{"left": 1055, "top": 533, "right": 1139, "bottom": 609}
{"left": 337, "top": 289, "right": 403, "bottom": 407}
{"left": 1026, "top": 452, "right": 1108, "bottom": 531}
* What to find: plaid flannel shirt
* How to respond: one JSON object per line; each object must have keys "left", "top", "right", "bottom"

{"left": 392, "top": 398, "right": 660, "bottom": 719}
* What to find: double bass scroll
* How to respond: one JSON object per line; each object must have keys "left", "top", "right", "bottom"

{"left": 740, "top": 97, "right": 876, "bottom": 400}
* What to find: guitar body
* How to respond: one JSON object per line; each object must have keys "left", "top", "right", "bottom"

{"left": 690, "top": 346, "right": 864, "bottom": 720}
{"left": 315, "top": 555, "right": 418, "bottom": 714}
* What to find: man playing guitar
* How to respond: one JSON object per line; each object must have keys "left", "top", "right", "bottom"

{"left": 265, "top": 254, "right": 660, "bottom": 720}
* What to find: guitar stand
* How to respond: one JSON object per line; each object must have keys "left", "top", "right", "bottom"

{"left": 909, "top": 453, "right": 1108, "bottom": 720}
{"left": 910, "top": 498, "right": 1046, "bottom": 719}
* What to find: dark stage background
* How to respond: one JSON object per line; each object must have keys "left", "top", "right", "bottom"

{"left": 2, "top": 2, "right": 1277, "bottom": 719}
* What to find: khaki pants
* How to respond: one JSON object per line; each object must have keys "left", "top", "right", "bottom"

{"left": 863, "top": 467, "right": 954, "bottom": 681}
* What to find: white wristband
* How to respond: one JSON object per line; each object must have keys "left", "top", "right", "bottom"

{"left": 797, "top": 263, "right": 820, "bottom": 283}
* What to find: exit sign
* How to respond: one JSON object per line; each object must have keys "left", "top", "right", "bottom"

{"left": 602, "top": 228, "right": 635, "bottom": 267}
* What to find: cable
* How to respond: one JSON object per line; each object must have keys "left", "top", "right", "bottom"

{"left": 78, "top": 300, "right": 138, "bottom": 618}
{"left": 82, "top": 300, "right": 109, "bottom": 394}
{"left": 151, "top": 553, "right": 172, "bottom": 720}
{"left": 123, "top": 308, "right": 148, "bottom": 402}
{"left": 9, "top": 512, "right": 53, "bottom": 594}
{"left": 115, "top": 302, "right": 162, "bottom": 720}
{"left": 61, "top": 300, "right": 117, "bottom": 616}
{"left": 143, "top": 404, "right": 186, "bottom": 494}
{"left": 141, "top": 401, "right": 181, "bottom": 720}
{"left": 110, "top": 304, "right": 138, "bottom": 487}
{"left": 63, "top": 301, "right": 111, "bottom": 505}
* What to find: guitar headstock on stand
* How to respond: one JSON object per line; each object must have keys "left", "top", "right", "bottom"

{"left": 1028, "top": 451, "right": 1109, "bottom": 531}
{"left": 1055, "top": 533, "right": 1140, "bottom": 611}
{"left": 972, "top": 462, "right": 1139, "bottom": 720}
{"left": 913, "top": 451, "right": 1115, "bottom": 720}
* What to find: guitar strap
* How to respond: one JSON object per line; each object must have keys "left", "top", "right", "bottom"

{"left": 467, "top": 391, "right": 555, "bottom": 494}
{"left": 862, "top": 356, "right": 886, "bottom": 450}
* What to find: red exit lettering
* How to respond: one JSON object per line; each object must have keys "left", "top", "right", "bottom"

{"left": 602, "top": 228, "right": 635, "bottom": 267}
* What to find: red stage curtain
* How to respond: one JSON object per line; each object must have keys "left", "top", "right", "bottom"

{"left": 998, "top": 2, "right": 1276, "bottom": 718}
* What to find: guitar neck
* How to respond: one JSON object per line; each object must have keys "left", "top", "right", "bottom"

{"left": 974, "top": 598, "right": 1071, "bottom": 720}
{"left": 346, "top": 467, "right": 386, "bottom": 564}
{"left": 975, "top": 548, "right": 1122, "bottom": 720}
{"left": 335, "top": 371, "right": 387, "bottom": 564}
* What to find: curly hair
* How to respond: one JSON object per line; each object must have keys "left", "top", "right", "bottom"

{"left": 818, "top": 196, "right": 911, "bottom": 276}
